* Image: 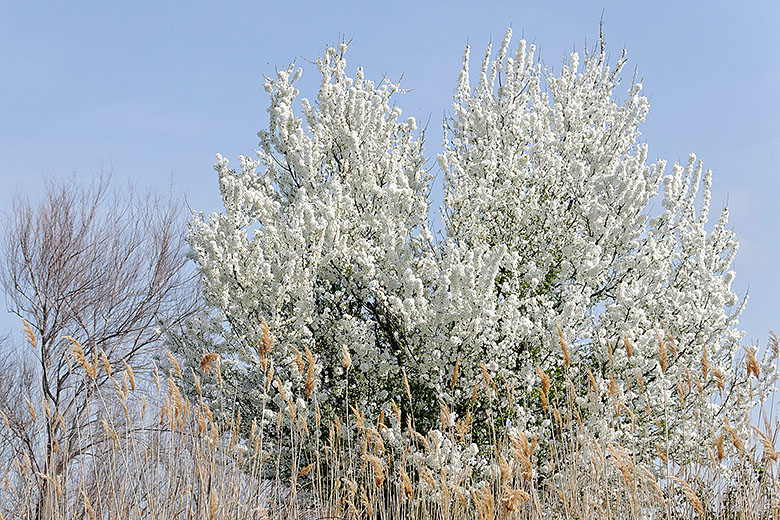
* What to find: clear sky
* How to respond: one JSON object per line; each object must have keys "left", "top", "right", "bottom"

{"left": 0, "top": 1, "right": 778, "bottom": 350}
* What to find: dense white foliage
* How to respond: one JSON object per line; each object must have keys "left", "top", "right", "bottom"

{"left": 186, "top": 31, "right": 777, "bottom": 469}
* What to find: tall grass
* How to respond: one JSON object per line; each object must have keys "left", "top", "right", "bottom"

{"left": 2, "top": 327, "right": 778, "bottom": 519}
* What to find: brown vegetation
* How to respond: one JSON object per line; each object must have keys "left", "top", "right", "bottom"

{"left": 0, "top": 322, "right": 778, "bottom": 519}
{"left": 0, "top": 174, "right": 198, "bottom": 519}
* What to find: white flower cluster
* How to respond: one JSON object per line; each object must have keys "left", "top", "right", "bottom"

{"left": 187, "top": 31, "right": 777, "bottom": 468}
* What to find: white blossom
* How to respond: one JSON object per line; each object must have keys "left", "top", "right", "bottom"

{"left": 185, "top": 31, "right": 776, "bottom": 472}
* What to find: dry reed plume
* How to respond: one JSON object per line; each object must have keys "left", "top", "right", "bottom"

{"left": 0, "top": 323, "right": 778, "bottom": 520}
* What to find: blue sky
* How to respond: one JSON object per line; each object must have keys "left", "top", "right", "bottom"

{"left": 1, "top": 1, "right": 778, "bottom": 348}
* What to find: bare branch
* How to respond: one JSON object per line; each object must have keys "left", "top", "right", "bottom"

{"left": 0, "top": 171, "right": 199, "bottom": 517}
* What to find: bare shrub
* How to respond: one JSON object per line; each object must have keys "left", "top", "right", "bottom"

{"left": 0, "top": 173, "right": 198, "bottom": 518}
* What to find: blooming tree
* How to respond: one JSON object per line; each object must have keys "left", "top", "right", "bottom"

{"left": 185, "top": 31, "right": 777, "bottom": 469}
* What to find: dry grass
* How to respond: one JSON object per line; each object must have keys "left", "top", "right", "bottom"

{"left": 1, "top": 328, "right": 779, "bottom": 520}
